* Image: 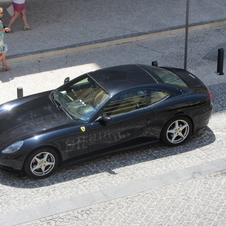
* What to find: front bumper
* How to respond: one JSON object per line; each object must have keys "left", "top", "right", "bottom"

{"left": 0, "top": 153, "right": 24, "bottom": 171}
{"left": 0, "top": 165, "right": 22, "bottom": 173}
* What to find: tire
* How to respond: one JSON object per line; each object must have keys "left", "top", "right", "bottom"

{"left": 24, "top": 148, "right": 59, "bottom": 179}
{"left": 160, "top": 116, "right": 192, "bottom": 146}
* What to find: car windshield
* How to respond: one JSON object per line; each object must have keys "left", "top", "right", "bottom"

{"left": 52, "top": 75, "right": 109, "bottom": 121}
{"left": 141, "top": 65, "right": 188, "bottom": 88}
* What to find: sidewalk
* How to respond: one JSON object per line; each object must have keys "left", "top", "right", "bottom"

{"left": 0, "top": 0, "right": 225, "bottom": 63}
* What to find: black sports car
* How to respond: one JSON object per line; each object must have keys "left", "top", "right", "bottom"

{"left": 0, "top": 64, "right": 213, "bottom": 179}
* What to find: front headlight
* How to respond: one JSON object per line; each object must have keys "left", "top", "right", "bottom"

{"left": 2, "top": 141, "right": 24, "bottom": 154}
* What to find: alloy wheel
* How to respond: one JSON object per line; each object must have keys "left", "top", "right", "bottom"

{"left": 166, "top": 119, "right": 190, "bottom": 144}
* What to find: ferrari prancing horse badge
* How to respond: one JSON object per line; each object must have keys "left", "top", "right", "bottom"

{"left": 80, "top": 127, "right": 86, "bottom": 132}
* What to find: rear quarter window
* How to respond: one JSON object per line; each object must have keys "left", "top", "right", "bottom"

{"left": 103, "top": 90, "right": 146, "bottom": 116}
{"left": 146, "top": 90, "right": 169, "bottom": 105}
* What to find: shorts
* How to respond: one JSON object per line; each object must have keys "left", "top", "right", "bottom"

{"left": 0, "top": 44, "right": 8, "bottom": 53}
{"left": 12, "top": 2, "right": 25, "bottom": 13}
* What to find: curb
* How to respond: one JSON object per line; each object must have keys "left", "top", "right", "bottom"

{"left": 8, "top": 19, "right": 226, "bottom": 64}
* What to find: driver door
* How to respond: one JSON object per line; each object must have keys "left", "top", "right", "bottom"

{"left": 88, "top": 89, "right": 154, "bottom": 153}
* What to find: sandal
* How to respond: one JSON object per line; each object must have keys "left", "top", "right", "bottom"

{"left": 23, "top": 27, "right": 32, "bottom": 31}
{"left": 5, "top": 30, "right": 13, "bottom": 33}
{"left": 2, "top": 66, "right": 11, "bottom": 71}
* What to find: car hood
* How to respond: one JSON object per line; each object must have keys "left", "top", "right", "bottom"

{"left": 0, "top": 91, "right": 76, "bottom": 149}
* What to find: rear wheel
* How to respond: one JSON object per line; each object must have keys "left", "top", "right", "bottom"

{"left": 161, "top": 116, "right": 192, "bottom": 146}
{"left": 24, "top": 148, "right": 59, "bottom": 179}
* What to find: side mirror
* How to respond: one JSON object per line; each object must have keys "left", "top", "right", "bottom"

{"left": 64, "top": 77, "right": 70, "bottom": 84}
{"left": 95, "top": 115, "right": 112, "bottom": 123}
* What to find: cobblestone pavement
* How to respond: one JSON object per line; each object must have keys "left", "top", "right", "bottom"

{"left": 0, "top": 27, "right": 226, "bottom": 225}
{"left": 16, "top": 171, "right": 226, "bottom": 226}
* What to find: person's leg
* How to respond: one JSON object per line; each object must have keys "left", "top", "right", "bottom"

{"left": 21, "top": 9, "right": 30, "bottom": 28}
{"left": 0, "top": 52, "right": 11, "bottom": 71}
{"left": 8, "top": 11, "right": 20, "bottom": 30}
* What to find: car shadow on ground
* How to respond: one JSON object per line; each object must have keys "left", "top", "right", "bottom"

{"left": 0, "top": 125, "right": 215, "bottom": 188}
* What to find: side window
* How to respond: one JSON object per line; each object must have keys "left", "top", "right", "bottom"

{"left": 146, "top": 90, "right": 169, "bottom": 106}
{"left": 103, "top": 90, "right": 146, "bottom": 117}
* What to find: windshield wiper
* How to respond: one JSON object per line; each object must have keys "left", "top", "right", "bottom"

{"left": 50, "top": 91, "right": 73, "bottom": 120}
{"left": 49, "top": 91, "right": 59, "bottom": 108}
{"left": 58, "top": 105, "right": 73, "bottom": 120}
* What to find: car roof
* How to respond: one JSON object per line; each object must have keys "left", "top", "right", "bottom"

{"left": 87, "top": 64, "right": 157, "bottom": 95}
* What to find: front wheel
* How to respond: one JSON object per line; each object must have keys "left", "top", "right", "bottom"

{"left": 24, "top": 148, "right": 59, "bottom": 179}
{"left": 161, "top": 116, "right": 192, "bottom": 146}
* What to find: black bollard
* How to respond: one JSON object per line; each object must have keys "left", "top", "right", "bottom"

{"left": 152, "top": 61, "right": 158, "bottom": 67}
{"left": 17, "top": 87, "right": 23, "bottom": 98}
{"left": 217, "top": 48, "right": 224, "bottom": 75}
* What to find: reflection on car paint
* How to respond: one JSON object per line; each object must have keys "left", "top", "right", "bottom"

{"left": 66, "top": 136, "right": 88, "bottom": 152}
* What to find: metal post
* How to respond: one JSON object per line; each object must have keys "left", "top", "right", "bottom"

{"left": 217, "top": 48, "right": 224, "bottom": 75}
{"left": 152, "top": 61, "right": 158, "bottom": 67}
{"left": 184, "top": 0, "right": 189, "bottom": 70}
{"left": 17, "top": 87, "right": 23, "bottom": 98}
